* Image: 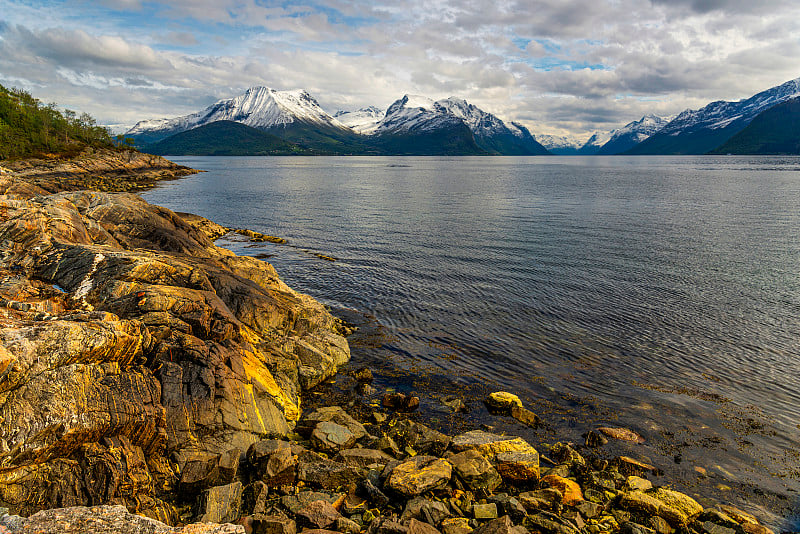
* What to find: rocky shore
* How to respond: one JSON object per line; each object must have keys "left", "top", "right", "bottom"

{"left": 0, "top": 152, "right": 784, "bottom": 534}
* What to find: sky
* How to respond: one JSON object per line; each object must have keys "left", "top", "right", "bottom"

{"left": 2, "top": 0, "right": 800, "bottom": 140}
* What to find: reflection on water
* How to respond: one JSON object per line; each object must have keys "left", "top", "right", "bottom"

{"left": 144, "top": 155, "right": 800, "bottom": 527}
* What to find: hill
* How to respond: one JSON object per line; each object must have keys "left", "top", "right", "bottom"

{"left": 0, "top": 84, "right": 114, "bottom": 160}
{"left": 710, "top": 97, "right": 800, "bottom": 155}
{"left": 144, "top": 120, "right": 315, "bottom": 156}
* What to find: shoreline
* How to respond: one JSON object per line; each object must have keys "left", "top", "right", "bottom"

{"left": 0, "top": 151, "right": 789, "bottom": 533}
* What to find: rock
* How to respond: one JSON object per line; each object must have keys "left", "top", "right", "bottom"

{"left": 361, "top": 477, "right": 390, "bottom": 507}
{"left": 246, "top": 440, "right": 296, "bottom": 486}
{"left": 701, "top": 522, "right": 736, "bottom": 534}
{"left": 540, "top": 475, "right": 583, "bottom": 505}
{"left": 198, "top": 482, "right": 244, "bottom": 524}
{"left": 518, "top": 489, "right": 562, "bottom": 512}
{"left": 450, "top": 431, "right": 536, "bottom": 457}
{"left": 613, "top": 457, "right": 657, "bottom": 477}
{"left": 0, "top": 504, "right": 245, "bottom": 533}
{"left": 335, "top": 449, "right": 394, "bottom": 469}
{"left": 510, "top": 406, "right": 541, "bottom": 428}
{"left": 718, "top": 505, "right": 759, "bottom": 526}
{"left": 383, "top": 392, "right": 420, "bottom": 412}
{"left": 216, "top": 449, "right": 242, "bottom": 485}
{"left": 443, "top": 397, "right": 468, "bottom": 413}
{"left": 740, "top": 524, "right": 775, "bottom": 534}
{"left": 583, "top": 431, "right": 608, "bottom": 448}
{"left": 548, "top": 444, "right": 585, "bottom": 469}
{"left": 408, "top": 518, "right": 443, "bottom": 534}
{"left": 441, "top": 518, "right": 473, "bottom": 534}
{"left": 487, "top": 494, "right": 526, "bottom": 522}
{"left": 241, "top": 482, "right": 269, "bottom": 516}
{"left": 280, "top": 492, "right": 344, "bottom": 516}
{"left": 525, "top": 513, "right": 577, "bottom": 534}
{"left": 648, "top": 488, "right": 702, "bottom": 525}
{"left": 485, "top": 392, "right": 523, "bottom": 413}
{"left": 620, "top": 522, "right": 656, "bottom": 534}
{"left": 351, "top": 367, "right": 374, "bottom": 384}
{"left": 336, "top": 516, "right": 363, "bottom": 534}
{"left": 386, "top": 456, "right": 452, "bottom": 496}
{"left": 311, "top": 421, "right": 357, "bottom": 453}
{"left": 179, "top": 450, "right": 240, "bottom": 495}
{"left": 597, "top": 427, "right": 645, "bottom": 444}
{"left": 623, "top": 476, "right": 652, "bottom": 492}
{"left": 473, "top": 516, "right": 515, "bottom": 534}
{"left": 388, "top": 420, "right": 451, "bottom": 457}
{"left": 619, "top": 491, "right": 662, "bottom": 516}
{"left": 296, "top": 500, "right": 342, "bottom": 529}
{"left": 449, "top": 450, "right": 502, "bottom": 492}
{"left": 297, "top": 407, "right": 368, "bottom": 441}
{"left": 250, "top": 515, "right": 296, "bottom": 534}
{"left": 400, "top": 497, "right": 452, "bottom": 526}
{"left": 574, "top": 501, "right": 603, "bottom": 519}
{"left": 494, "top": 451, "right": 540, "bottom": 482}
{"left": 297, "top": 452, "right": 363, "bottom": 491}
{"left": 473, "top": 503, "right": 498, "bottom": 520}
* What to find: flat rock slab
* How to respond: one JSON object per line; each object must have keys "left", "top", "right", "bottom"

{"left": 450, "top": 431, "right": 535, "bottom": 457}
{"left": 311, "top": 421, "right": 357, "bottom": 453}
{"left": 387, "top": 456, "right": 452, "bottom": 496}
{"left": 449, "top": 450, "right": 502, "bottom": 492}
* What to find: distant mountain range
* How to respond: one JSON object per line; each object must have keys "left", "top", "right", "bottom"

{"left": 127, "top": 77, "right": 800, "bottom": 156}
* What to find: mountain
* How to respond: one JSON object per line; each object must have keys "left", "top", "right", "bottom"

{"left": 533, "top": 134, "right": 584, "bottom": 155}
{"left": 144, "top": 120, "right": 313, "bottom": 156}
{"left": 126, "top": 87, "right": 370, "bottom": 154}
{"left": 595, "top": 115, "right": 670, "bottom": 155}
{"left": 710, "top": 97, "right": 800, "bottom": 155}
{"left": 627, "top": 77, "right": 800, "bottom": 155}
{"left": 334, "top": 107, "right": 384, "bottom": 134}
{"left": 372, "top": 95, "right": 548, "bottom": 155}
{"left": 577, "top": 130, "right": 614, "bottom": 155}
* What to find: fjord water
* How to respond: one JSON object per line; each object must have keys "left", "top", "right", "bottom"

{"left": 144, "top": 156, "right": 800, "bottom": 517}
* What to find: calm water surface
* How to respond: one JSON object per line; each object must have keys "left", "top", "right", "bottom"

{"left": 144, "top": 156, "right": 800, "bottom": 525}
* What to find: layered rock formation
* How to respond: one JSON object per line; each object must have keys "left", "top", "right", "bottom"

{"left": 0, "top": 160, "right": 350, "bottom": 523}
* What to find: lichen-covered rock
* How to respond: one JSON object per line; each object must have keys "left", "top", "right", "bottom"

{"left": 448, "top": 450, "right": 502, "bottom": 492}
{"left": 388, "top": 420, "right": 451, "bottom": 457}
{"left": 197, "top": 482, "right": 243, "bottom": 524}
{"left": 540, "top": 475, "right": 583, "bottom": 506}
{"left": 311, "top": 422, "right": 357, "bottom": 453}
{"left": 494, "top": 451, "right": 540, "bottom": 482}
{"left": 386, "top": 456, "right": 452, "bottom": 496}
{"left": 0, "top": 179, "right": 350, "bottom": 521}
{"left": 485, "top": 392, "right": 523, "bottom": 413}
{"left": 450, "top": 431, "right": 536, "bottom": 457}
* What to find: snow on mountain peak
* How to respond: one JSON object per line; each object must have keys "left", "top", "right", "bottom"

{"left": 334, "top": 106, "right": 385, "bottom": 134}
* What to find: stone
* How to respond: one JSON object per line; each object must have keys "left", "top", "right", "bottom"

{"left": 441, "top": 518, "right": 473, "bottom": 534}
{"left": 250, "top": 515, "right": 297, "bottom": 534}
{"left": 473, "top": 503, "right": 498, "bottom": 520}
{"left": 400, "top": 497, "right": 452, "bottom": 526}
{"left": 487, "top": 494, "right": 526, "bottom": 522}
{"left": 297, "top": 452, "right": 363, "bottom": 491}
{"left": 280, "top": 491, "right": 344, "bottom": 515}
{"left": 450, "top": 431, "right": 536, "bottom": 457}
{"left": 740, "top": 524, "right": 775, "bottom": 534}
{"left": 351, "top": 366, "right": 374, "bottom": 383}
{"left": 619, "top": 491, "right": 662, "bottom": 516}
{"left": 335, "top": 448, "right": 394, "bottom": 469}
{"left": 388, "top": 420, "right": 451, "bottom": 457}
{"left": 548, "top": 444, "right": 585, "bottom": 469}
{"left": 718, "top": 505, "right": 759, "bottom": 526}
{"left": 620, "top": 523, "right": 656, "bottom": 534}
{"left": 216, "top": 448, "right": 241, "bottom": 485}
{"left": 198, "top": 482, "right": 243, "bottom": 524}
{"left": 373, "top": 518, "right": 410, "bottom": 534}
{"left": 383, "top": 392, "right": 420, "bottom": 412}
{"left": 597, "top": 427, "right": 645, "bottom": 444}
{"left": 647, "top": 517, "right": 672, "bottom": 534}
{"left": 241, "top": 482, "right": 269, "bottom": 516}
{"left": 574, "top": 501, "right": 603, "bottom": 519}
{"left": 494, "top": 451, "right": 540, "bottom": 482}
{"left": 361, "top": 477, "right": 390, "bottom": 507}
{"left": 584, "top": 431, "right": 608, "bottom": 448}
{"left": 296, "top": 500, "right": 342, "bottom": 529}
{"left": 485, "top": 392, "right": 523, "bottom": 413}
{"left": 525, "top": 513, "right": 577, "bottom": 534}
{"left": 701, "top": 522, "right": 736, "bottom": 534}
{"left": 540, "top": 475, "right": 583, "bottom": 505}
{"left": 624, "top": 476, "right": 652, "bottom": 492}
{"left": 298, "top": 407, "right": 368, "bottom": 441}
{"left": 510, "top": 406, "right": 541, "bottom": 428}
{"left": 387, "top": 456, "right": 452, "bottom": 496}
{"left": 613, "top": 457, "right": 657, "bottom": 477}
{"left": 449, "top": 450, "right": 502, "bottom": 492}
{"left": 518, "top": 489, "right": 563, "bottom": 512}
{"left": 336, "top": 516, "right": 363, "bottom": 534}
{"left": 246, "top": 440, "right": 296, "bottom": 486}
{"left": 0, "top": 504, "right": 245, "bottom": 533}
{"left": 311, "top": 421, "right": 357, "bottom": 453}
{"left": 473, "top": 516, "right": 515, "bottom": 534}
{"left": 409, "top": 518, "right": 443, "bottom": 534}
{"left": 648, "top": 488, "right": 703, "bottom": 524}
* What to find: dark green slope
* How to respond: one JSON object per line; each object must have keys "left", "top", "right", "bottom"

{"left": 624, "top": 123, "right": 745, "bottom": 155}
{"left": 264, "top": 121, "right": 379, "bottom": 155}
{"left": 371, "top": 123, "right": 486, "bottom": 155}
{"left": 711, "top": 97, "right": 800, "bottom": 155}
{"left": 144, "top": 121, "right": 314, "bottom": 156}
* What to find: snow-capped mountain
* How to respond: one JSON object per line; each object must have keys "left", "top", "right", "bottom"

{"left": 534, "top": 134, "right": 583, "bottom": 150}
{"left": 629, "top": 77, "right": 800, "bottom": 154}
{"left": 595, "top": 114, "right": 670, "bottom": 155}
{"left": 334, "top": 106, "right": 384, "bottom": 134}
{"left": 374, "top": 95, "right": 549, "bottom": 155}
{"left": 580, "top": 130, "right": 615, "bottom": 154}
{"left": 126, "top": 86, "right": 350, "bottom": 144}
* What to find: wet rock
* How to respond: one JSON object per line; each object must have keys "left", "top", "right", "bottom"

{"left": 336, "top": 516, "right": 363, "bottom": 534}
{"left": 197, "top": 482, "right": 243, "bottom": 524}
{"left": 241, "top": 482, "right": 269, "bottom": 516}
{"left": 740, "top": 524, "right": 775, "bottom": 534}
{"left": 297, "top": 452, "right": 363, "bottom": 491}
{"left": 408, "top": 518, "right": 443, "bottom": 534}
{"left": 298, "top": 407, "right": 368, "bottom": 442}
{"left": 383, "top": 392, "right": 420, "bottom": 412}
{"left": 487, "top": 495, "right": 526, "bottom": 522}
{"left": 280, "top": 492, "right": 344, "bottom": 516}
{"left": 400, "top": 497, "right": 452, "bottom": 526}
{"left": 473, "top": 516, "right": 516, "bottom": 534}
{"left": 443, "top": 397, "right": 469, "bottom": 413}
{"left": 335, "top": 449, "right": 394, "bottom": 469}
{"left": 371, "top": 518, "right": 409, "bottom": 534}
{"left": 449, "top": 450, "right": 502, "bottom": 492}
{"left": 648, "top": 516, "right": 672, "bottom": 534}
{"left": 623, "top": 476, "right": 652, "bottom": 492}
{"left": 246, "top": 440, "right": 296, "bottom": 486}
{"left": 701, "top": 522, "right": 737, "bottom": 534}
{"left": 473, "top": 503, "right": 498, "bottom": 520}
{"left": 387, "top": 456, "right": 452, "bottom": 497}
{"left": 583, "top": 431, "right": 608, "bottom": 448}
{"left": 360, "top": 477, "right": 390, "bottom": 507}
{"left": 574, "top": 501, "right": 603, "bottom": 520}
{"left": 518, "top": 489, "right": 563, "bottom": 512}
{"left": 296, "top": 500, "right": 342, "bottom": 529}
{"left": 620, "top": 522, "right": 656, "bottom": 534}
{"left": 494, "top": 451, "right": 540, "bottom": 483}
{"left": 441, "top": 518, "right": 473, "bottom": 534}
{"left": 485, "top": 392, "right": 523, "bottom": 413}
{"left": 311, "top": 422, "right": 357, "bottom": 453}
{"left": 510, "top": 406, "right": 541, "bottom": 428}
{"left": 451, "top": 431, "right": 536, "bottom": 457}
{"left": 619, "top": 490, "right": 662, "bottom": 516}
{"left": 597, "top": 427, "right": 645, "bottom": 444}
{"left": 388, "top": 420, "right": 451, "bottom": 457}
{"left": 648, "top": 488, "right": 702, "bottom": 525}
{"left": 540, "top": 475, "right": 583, "bottom": 506}
{"left": 250, "top": 514, "right": 296, "bottom": 534}
{"left": 351, "top": 367, "right": 374, "bottom": 384}
{"left": 613, "top": 457, "right": 657, "bottom": 477}
{"left": 525, "top": 513, "right": 577, "bottom": 534}
{"left": 548, "top": 444, "right": 585, "bottom": 469}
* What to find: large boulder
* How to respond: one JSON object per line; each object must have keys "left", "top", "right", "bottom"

{"left": 386, "top": 456, "right": 453, "bottom": 496}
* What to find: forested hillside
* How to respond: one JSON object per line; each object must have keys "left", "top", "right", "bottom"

{"left": 0, "top": 84, "right": 114, "bottom": 160}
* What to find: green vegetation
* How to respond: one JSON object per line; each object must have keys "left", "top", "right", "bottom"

{"left": 711, "top": 97, "right": 800, "bottom": 155}
{"left": 0, "top": 84, "right": 114, "bottom": 160}
{"left": 144, "top": 120, "right": 316, "bottom": 156}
